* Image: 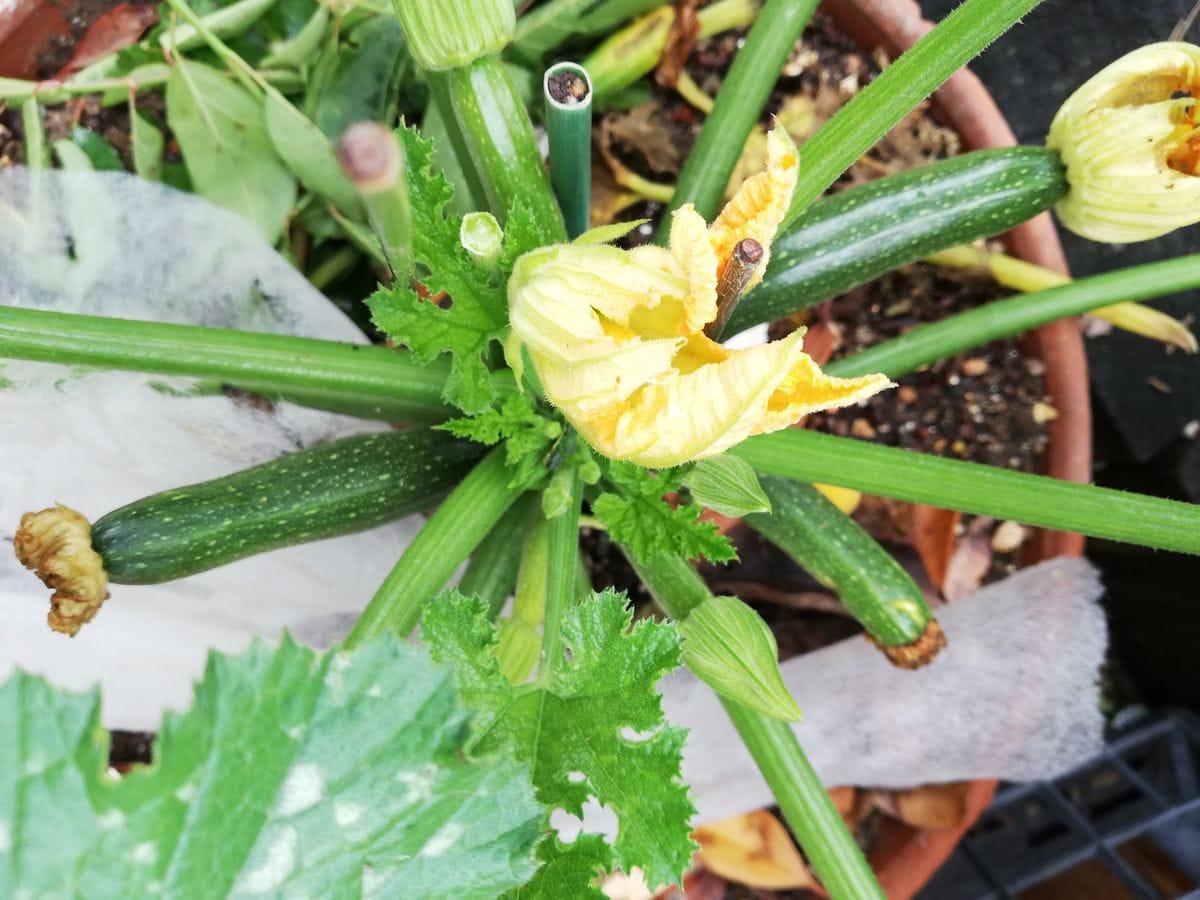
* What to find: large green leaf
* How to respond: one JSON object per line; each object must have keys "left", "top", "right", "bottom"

{"left": 0, "top": 637, "right": 542, "bottom": 898}
{"left": 165, "top": 60, "right": 296, "bottom": 241}
{"left": 424, "top": 590, "right": 696, "bottom": 896}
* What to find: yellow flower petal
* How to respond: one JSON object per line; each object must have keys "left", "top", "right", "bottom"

{"left": 1048, "top": 42, "right": 1200, "bottom": 243}
{"left": 573, "top": 330, "right": 891, "bottom": 467}
{"left": 709, "top": 127, "right": 799, "bottom": 291}
{"left": 506, "top": 126, "right": 890, "bottom": 467}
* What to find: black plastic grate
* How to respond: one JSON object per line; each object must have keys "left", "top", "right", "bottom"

{"left": 918, "top": 711, "right": 1200, "bottom": 899}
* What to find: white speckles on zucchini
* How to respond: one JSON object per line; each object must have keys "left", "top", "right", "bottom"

{"left": 724, "top": 147, "right": 1067, "bottom": 335}
{"left": 89, "top": 428, "right": 482, "bottom": 584}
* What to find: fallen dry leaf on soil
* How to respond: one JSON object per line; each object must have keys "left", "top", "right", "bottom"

{"left": 692, "top": 810, "right": 816, "bottom": 891}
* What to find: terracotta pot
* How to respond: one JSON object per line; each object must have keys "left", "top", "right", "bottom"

{"left": 817, "top": 1, "right": 1092, "bottom": 896}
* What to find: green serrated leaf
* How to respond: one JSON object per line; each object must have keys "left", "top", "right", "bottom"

{"left": 684, "top": 454, "right": 772, "bottom": 517}
{"left": 0, "top": 637, "right": 542, "bottom": 898}
{"left": 679, "top": 595, "right": 802, "bottom": 722}
{"left": 594, "top": 461, "right": 736, "bottom": 564}
{"left": 424, "top": 590, "right": 696, "bottom": 893}
{"left": 165, "top": 60, "right": 296, "bottom": 241}
{"left": 438, "top": 393, "right": 562, "bottom": 487}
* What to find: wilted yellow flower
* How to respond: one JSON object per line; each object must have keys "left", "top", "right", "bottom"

{"left": 1047, "top": 42, "right": 1200, "bottom": 243}
{"left": 506, "top": 129, "right": 891, "bottom": 467}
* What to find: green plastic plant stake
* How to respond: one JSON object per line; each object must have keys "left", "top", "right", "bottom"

{"left": 543, "top": 62, "right": 593, "bottom": 239}
{"left": 734, "top": 429, "right": 1200, "bottom": 556}
{"left": 746, "top": 477, "right": 942, "bottom": 667}
{"left": 631, "top": 551, "right": 885, "bottom": 900}
{"left": 345, "top": 447, "right": 527, "bottom": 648}
{"left": 654, "top": 0, "right": 817, "bottom": 239}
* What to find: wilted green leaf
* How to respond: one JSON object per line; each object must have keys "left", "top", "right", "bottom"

{"left": 129, "top": 107, "right": 164, "bottom": 181}
{"left": 264, "top": 91, "right": 361, "bottom": 214}
{"left": 0, "top": 637, "right": 542, "bottom": 898}
{"left": 166, "top": 60, "right": 295, "bottom": 240}
{"left": 679, "top": 595, "right": 802, "bottom": 722}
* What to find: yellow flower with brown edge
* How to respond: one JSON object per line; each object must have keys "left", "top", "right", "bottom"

{"left": 1048, "top": 42, "right": 1200, "bottom": 243}
{"left": 506, "top": 129, "right": 892, "bottom": 468}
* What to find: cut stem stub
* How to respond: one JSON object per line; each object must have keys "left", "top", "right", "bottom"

{"left": 706, "top": 237, "right": 763, "bottom": 339}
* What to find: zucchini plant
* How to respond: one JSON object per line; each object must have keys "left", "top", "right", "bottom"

{"left": 3, "top": 0, "right": 1200, "bottom": 897}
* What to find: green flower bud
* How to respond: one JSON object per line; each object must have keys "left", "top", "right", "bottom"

{"left": 394, "top": 0, "right": 515, "bottom": 71}
{"left": 1047, "top": 42, "right": 1200, "bottom": 243}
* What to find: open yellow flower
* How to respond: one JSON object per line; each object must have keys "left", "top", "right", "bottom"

{"left": 1047, "top": 42, "right": 1200, "bottom": 243}
{"left": 506, "top": 129, "right": 892, "bottom": 467}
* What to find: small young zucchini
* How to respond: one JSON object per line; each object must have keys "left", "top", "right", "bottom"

{"left": 744, "top": 476, "right": 944, "bottom": 668}
{"left": 14, "top": 428, "right": 482, "bottom": 635}
{"left": 723, "top": 146, "right": 1068, "bottom": 336}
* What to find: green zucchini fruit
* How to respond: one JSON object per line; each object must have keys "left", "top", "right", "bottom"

{"left": 723, "top": 146, "right": 1068, "bottom": 336}
{"left": 92, "top": 428, "right": 481, "bottom": 583}
{"left": 744, "top": 476, "right": 944, "bottom": 669}
{"left": 16, "top": 427, "right": 482, "bottom": 635}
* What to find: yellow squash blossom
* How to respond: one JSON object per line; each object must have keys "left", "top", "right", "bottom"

{"left": 1048, "top": 42, "right": 1200, "bottom": 243}
{"left": 506, "top": 129, "right": 892, "bottom": 468}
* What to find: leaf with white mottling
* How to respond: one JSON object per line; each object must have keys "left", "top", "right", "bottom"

{"left": 0, "top": 637, "right": 542, "bottom": 898}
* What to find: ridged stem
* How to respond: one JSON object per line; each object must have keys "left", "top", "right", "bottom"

{"left": 0, "top": 306, "right": 506, "bottom": 423}
{"left": 457, "top": 493, "right": 533, "bottom": 618}
{"left": 630, "top": 551, "right": 884, "bottom": 900}
{"left": 782, "top": 0, "right": 1046, "bottom": 227}
{"left": 733, "top": 429, "right": 1200, "bottom": 555}
{"left": 654, "top": 0, "right": 817, "bottom": 238}
{"left": 345, "top": 447, "right": 526, "bottom": 647}
{"left": 539, "top": 465, "right": 583, "bottom": 675}
{"left": 825, "top": 253, "right": 1200, "bottom": 379}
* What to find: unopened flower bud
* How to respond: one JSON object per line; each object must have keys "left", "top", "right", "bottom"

{"left": 394, "top": 0, "right": 515, "bottom": 71}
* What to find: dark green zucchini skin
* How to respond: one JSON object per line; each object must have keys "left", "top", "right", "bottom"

{"left": 92, "top": 428, "right": 483, "bottom": 584}
{"left": 724, "top": 146, "right": 1067, "bottom": 336}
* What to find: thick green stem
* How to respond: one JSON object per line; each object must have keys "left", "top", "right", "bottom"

{"left": 782, "top": 0, "right": 1045, "bottom": 228}
{"left": 345, "top": 447, "right": 525, "bottom": 647}
{"left": 733, "top": 429, "right": 1200, "bottom": 555}
{"left": 539, "top": 465, "right": 583, "bottom": 674}
{"left": 429, "top": 55, "right": 565, "bottom": 236}
{"left": 631, "top": 551, "right": 883, "bottom": 899}
{"left": 457, "top": 493, "right": 533, "bottom": 617}
{"left": 0, "top": 306, "right": 475, "bottom": 422}
{"left": 721, "top": 701, "right": 885, "bottom": 900}
{"left": 825, "top": 253, "right": 1200, "bottom": 380}
{"left": 654, "top": 0, "right": 817, "bottom": 238}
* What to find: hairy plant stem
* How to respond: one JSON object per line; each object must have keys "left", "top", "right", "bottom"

{"left": 630, "top": 551, "right": 884, "bottom": 900}
{"left": 782, "top": 0, "right": 1046, "bottom": 228}
{"left": 457, "top": 494, "right": 533, "bottom": 618}
{"left": 734, "top": 429, "right": 1200, "bottom": 555}
{"left": 539, "top": 464, "right": 583, "bottom": 677}
{"left": 826, "top": 253, "right": 1200, "bottom": 379}
{"left": 0, "top": 306, "right": 480, "bottom": 423}
{"left": 654, "top": 0, "right": 817, "bottom": 238}
{"left": 345, "top": 448, "right": 526, "bottom": 648}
